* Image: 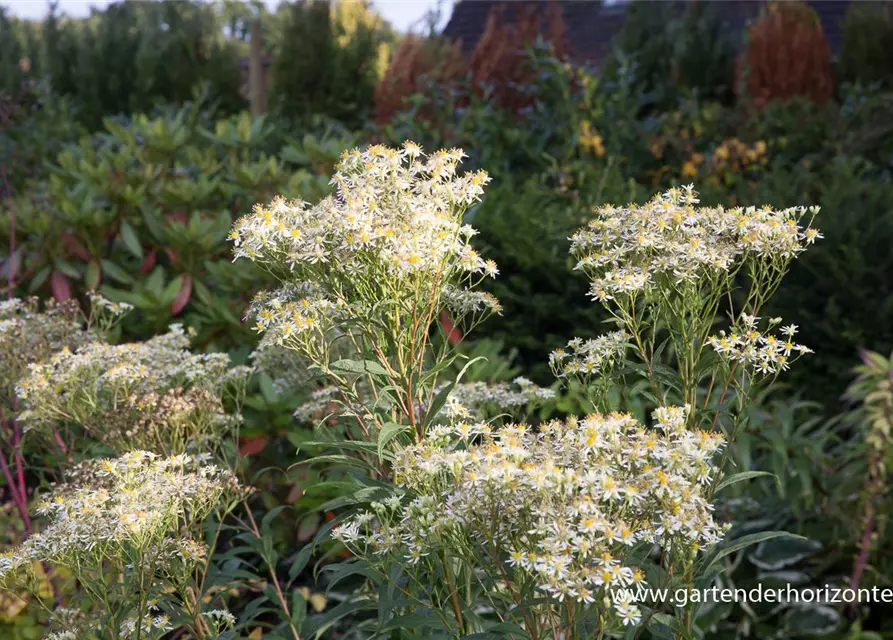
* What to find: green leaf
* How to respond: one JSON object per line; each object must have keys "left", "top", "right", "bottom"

{"left": 261, "top": 505, "right": 289, "bottom": 538}
{"left": 299, "top": 440, "right": 386, "bottom": 458}
{"left": 161, "top": 275, "right": 183, "bottom": 304}
{"left": 330, "top": 359, "right": 390, "bottom": 377}
{"left": 646, "top": 612, "right": 679, "bottom": 640}
{"left": 380, "top": 610, "right": 448, "bottom": 632}
{"left": 715, "top": 471, "right": 778, "bottom": 492}
{"left": 320, "top": 560, "right": 379, "bottom": 593}
{"left": 424, "top": 356, "right": 486, "bottom": 423}
{"left": 85, "top": 260, "right": 101, "bottom": 290}
{"left": 119, "top": 220, "right": 143, "bottom": 259}
{"left": 783, "top": 604, "right": 840, "bottom": 636}
{"left": 301, "top": 599, "right": 376, "bottom": 639}
{"left": 53, "top": 259, "right": 81, "bottom": 279}
{"left": 471, "top": 621, "right": 530, "bottom": 638}
{"left": 29, "top": 265, "right": 51, "bottom": 292}
{"left": 702, "top": 531, "right": 805, "bottom": 573}
{"left": 318, "top": 486, "right": 389, "bottom": 512}
{"left": 294, "top": 454, "right": 379, "bottom": 473}
{"left": 748, "top": 536, "right": 822, "bottom": 571}
{"left": 100, "top": 259, "right": 134, "bottom": 284}
{"left": 291, "top": 588, "right": 307, "bottom": 629}
{"left": 288, "top": 545, "right": 313, "bottom": 583}
{"left": 377, "top": 421, "right": 410, "bottom": 461}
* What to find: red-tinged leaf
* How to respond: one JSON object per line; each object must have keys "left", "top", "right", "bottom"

{"left": 324, "top": 511, "right": 336, "bottom": 522}
{"left": 171, "top": 275, "right": 192, "bottom": 315}
{"left": 139, "top": 250, "right": 157, "bottom": 275}
{"left": 167, "top": 211, "right": 188, "bottom": 224}
{"left": 62, "top": 234, "right": 91, "bottom": 262}
{"left": 50, "top": 271, "right": 72, "bottom": 301}
{"left": 239, "top": 435, "right": 269, "bottom": 457}
{"left": 441, "top": 311, "right": 463, "bottom": 345}
{"left": 297, "top": 513, "right": 320, "bottom": 542}
{"left": 286, "top": 484, "right": 303, "bottom": 504}
{"left": 163, "top": 248, "right": 180, "bottom": 266}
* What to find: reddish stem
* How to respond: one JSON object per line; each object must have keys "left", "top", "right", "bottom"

{"left": 0, "top": 404, "right": 31, "bottom": 533}
{"left": 54, "top": 431, "right": 69, "bottom": 455}
{"left": 0, "top": 438, "right": 31, "bottom": 532}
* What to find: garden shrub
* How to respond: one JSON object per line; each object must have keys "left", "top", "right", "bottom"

{"left": 761, "top": 159, "right": 893, "bottom": 405}
{"left": 269, "top": 0, "right": 393, "bottom": 128}
{"left": 27, "top": 1, "right": 245, "bottom": 130}
{"left": 840, "top": 1, "right": 893, "bottom": 89}
{"left": 602, "top": 1, "right": 737, "bottom": 109}
{"left": 736, "top": 1, "right": 834, "bottom": 109}
{"left": 0, "top": 84, "right": 84, "bottom": 198}
{"left": 0, "top": 102, "right": 355, "bottom": 351}
{"left": 0, "top": 9, "right": 34, "bottom": 97}
{"left": 373, "top": 34, "right": 465, "bottom": 124}
{"left": 470, "top": 1, "right": 569, "bottom": 111}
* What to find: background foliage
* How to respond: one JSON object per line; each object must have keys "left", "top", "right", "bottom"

{"left": 2, "top": 0, "right": 893, "bottom": 637}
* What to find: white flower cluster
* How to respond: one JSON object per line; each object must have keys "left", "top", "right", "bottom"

{"left": 549, "top": 331, "right": 629, "bottom": 380}
{"left": 439, "top": 377, "right": 556, "bottom": 420}
{"left": 0, "top": 297, "right": 91, "bottom": 406}
{"left": 570, "top": 186, "right": 821, "bottom": 301}
{"left": 86, "top": 291, "right": 134, "bottom": 317}
{"left": 46, "top": 608, "right": 88, "bottom": 640}
{"left": 708, "top": 315, "right": 812, "bottom": 376}
{"left": 0, "top": 451, "right": 239, "bottom": 586}
{"left": 248, "top": 284, "right": 339, "bottom": 346}
{"left": 202, "top": 608, "right": 237, "bottom": 630}
{"left": 293, "top": 385, "right": 355, "bottom": 424}
{"left": 231, "top": 142, "right": 493, "bottom": 280}
{"left": 100, "top": 387, "right": 239, "bottom": 456}
{"left": 440, "top": 285, "right": 503, "bottom": 316}
{"left": 15, "top": 325, "right": 250, "bottom": 435}
{"left": 231, "top": 143, "right": 499, "bottom": 354}
{"left": 119, "top": 613, "right": 173, "bottom": 639}
{"left": 335, "top": 407, "right": 727, "bottom": 625}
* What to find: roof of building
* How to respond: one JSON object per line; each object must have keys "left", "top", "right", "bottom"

{"left": 441, "top": 0, "right": 851, "bottom": 62}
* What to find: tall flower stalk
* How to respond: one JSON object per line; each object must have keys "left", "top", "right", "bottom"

{"left": 232, "top": 142, "right": 499, "bottom": 450}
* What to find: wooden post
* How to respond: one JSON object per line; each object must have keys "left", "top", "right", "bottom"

{"left": 249, "top": 17, "right": 266, "bottom": 117}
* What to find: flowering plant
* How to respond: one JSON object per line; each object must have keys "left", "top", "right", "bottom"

{"left": 239, "top": 151, "right": 818, "bottom": 638}
{"left": 16, "top": 324, "right": 250, "bottom": 457}
{"left": 0, "top": 451, "right": 244, "bottom": 639}
{"left": 233, "top": 142, "right": 500, "bottom": 452}
{"left": 0, "top": 298, "right": 251, "bottom": 639}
